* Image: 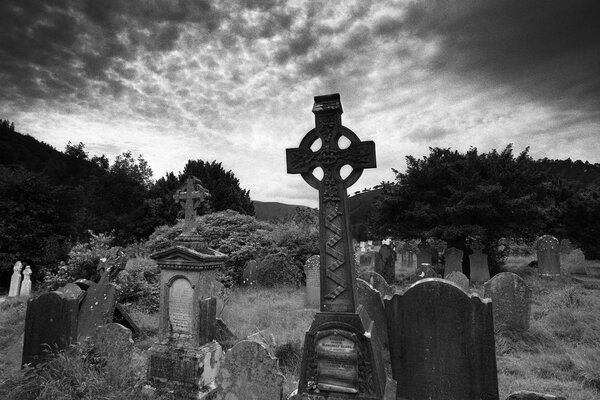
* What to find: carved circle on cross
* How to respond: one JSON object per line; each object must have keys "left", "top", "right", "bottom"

{"left": 297, "top": 125, "right": 365, "bottom": 190}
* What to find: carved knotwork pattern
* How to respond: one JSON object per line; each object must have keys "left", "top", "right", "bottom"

{"left": 324, "top": 203, "right": 346, "bottom": 300}
{"left": 317, "top": 116, "right": 336, "bottom": 145}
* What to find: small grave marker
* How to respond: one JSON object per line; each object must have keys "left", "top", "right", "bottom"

{"left": 469, "top": 244, "right": 490, "bottom": 283}
{"left": 77, "top": 283, "right": 117, "bottom": 340}
{"left": 8, "top": 261, "right": 23, "bottom": 297}
{"left": 535, "top": 235, "right": 561, "bottom": 276}
{"left": 358, "top": 270, "right": 393, "bottom": 298}
{"left": 385, "top": 279, "right": 498, "bottom": 400}
{"left": 445, "top": 271, "right": 470, "bottom": 292}
{"left": 216, "top": 340, "right": 284, "bottom": 400}
{"left": 416, "top": 242, "right": 434, "bottom": 267}
{"left": 443, "top": 247, "right": 464, "bottom": 277}
{"left": 483, "top": 272, "right": 532, "bottom": 331}
{"left": 356, "top": 278, "right": 389, "bottom": 357}
{"left": 379, "top": 243, "right": 396, "bottom": 283}
{"left": 19, "top": 265, "right": 32, "bottom": 297}
{"left": 304, "top": 255, "right": 320, "bottom": 308}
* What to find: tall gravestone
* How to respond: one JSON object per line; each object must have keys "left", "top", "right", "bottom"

{"left": 483, "top": 272, "right": 532, "bottom": 331}
{"left": 216, "top": 340, "right": 284, "bottom": 400}
{"left": 469, "top": 243, "right": 490, "bottom": 283}
{"left": 147, "top": 177, "right": 227, "bottom": 397}
{"left": 287, "top": 94, "right": 386, "bottom": 398}
{"left": 534, "top": 235, "right": 561, "bottom": 276}
{"left": 22, "top": 291, "right": 79, "bottom": 367}
{"left": 356, "top": 279, "right": 389, "bottom": 359}
{"left": 304, "top": 255, "right": 320, "bottom": 308}
{"left": 8, "top": 261, "right": 23, "bottom": 297}
{"left": 378, "top": 243, "right": 396, "bottom": 283}
{"left": 416, "top": 242, "right": 434, "bottom": 267}
{"left": 443, "top": 247, "right": 463, "bottom": 277}
{"left": 385, "top": 279, "right": 499, "bottom": 400}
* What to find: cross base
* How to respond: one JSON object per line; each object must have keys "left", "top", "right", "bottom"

{"left": 296, "top": 307, "right": 387, "bottom": 399}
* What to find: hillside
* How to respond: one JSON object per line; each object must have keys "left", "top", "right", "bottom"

{"left": 253, "top": 201, "right": 314, "bottom": 221}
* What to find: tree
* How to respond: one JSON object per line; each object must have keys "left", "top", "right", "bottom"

{"left": 370, "top": 145, "right": 561, "bottom": 274}
{"left": 181, "top": 160, "right": 255, "bottom": 216}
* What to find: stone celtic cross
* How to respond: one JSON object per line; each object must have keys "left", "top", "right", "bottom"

{"left": 287, "top": 93, "right": 376, "bottom": 313}
{"left": 173, "top": 177, "right": 210, "bottom": 233}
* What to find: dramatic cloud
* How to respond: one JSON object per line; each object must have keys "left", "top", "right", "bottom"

{"left": 1, "top": 0, "right": 598, "bottom": 207}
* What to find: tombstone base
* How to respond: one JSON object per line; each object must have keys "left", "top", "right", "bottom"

{"left": 297, "top": 306, "right": 386, "bottom": 399}
{"left": 148, "top": 340, "right": 222, "bottom": 389}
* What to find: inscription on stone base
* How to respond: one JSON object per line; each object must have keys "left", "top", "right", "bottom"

{"left": 316, "top": 331, "right": 358, "bottom": 394}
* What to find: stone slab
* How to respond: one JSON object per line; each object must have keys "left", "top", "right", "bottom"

{"left": 77, "top": 283, "right": 117, "bottom": 340}
{"left": 483, "top": 272, "right": 532, "bottom": 331}
{"left": 304, "top": 255, "right": 320, "bottom": 308}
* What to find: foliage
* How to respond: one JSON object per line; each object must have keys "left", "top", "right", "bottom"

{"left": 114, "top": 258, "right": 161, "bottom": 312}
{"left": 371, "top": 145, "right": 562, "bottom": 273}
{"left": 558, "top": 186, "right": 600, "bottom": 259}
{"left": 255, "top": 253, "right": 303, "bottom": 287}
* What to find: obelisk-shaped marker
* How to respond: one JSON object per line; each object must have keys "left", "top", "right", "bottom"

{"left": 287, "top": 94, "right": 376, "bottom": 313}
{"left": 287, "top": 94, "right": 385, "bottom": 399}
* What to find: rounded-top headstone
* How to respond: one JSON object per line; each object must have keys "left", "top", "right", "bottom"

{"left": 535, "top": 235, "right": 560, "bottom": 276}
{"left": 304, "top": 255, "right": 320, "bottom": 308}
{"left": 444, "top": 271, "right": 470, "bottom": 292}
{"left": 358, "top": 270, "right": 392, "bottom": 297}
{"left": 356, "top": 278, "right": 389, "bottom": 352}
{"left": 483, "top": 272, "right": 532, "bottom": 331}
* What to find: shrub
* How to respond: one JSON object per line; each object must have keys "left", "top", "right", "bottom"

{"left": 255, "top": 253, "right": 302, "bottom": 287}
{"left": 114, "top": 258, "right": 160, "bottom": 312}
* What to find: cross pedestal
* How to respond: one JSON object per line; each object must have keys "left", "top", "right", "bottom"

{"left": 287, "top": 94, "right": 386, "bottom": 399}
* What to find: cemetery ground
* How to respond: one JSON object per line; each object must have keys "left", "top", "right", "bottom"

{"left": 0, "top": 255, "right": 599, "bottom": 399}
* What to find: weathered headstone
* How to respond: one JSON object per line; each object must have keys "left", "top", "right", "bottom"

{"left": 385, "top": 279, "right": 498, "bottom": 400}
{"left": 8, "top": 261, "right": 23, "bottom": 297}
{"left": 534, "top": 235, "right": 561, "bottom": 276}
{"left": 22, "top": 291, "right": 79, "bottom": 367}
{"left": 443, "top": 247, "right": 464, "bottom": 277}
{"left": 356, "top": 279, "right": 388, "bottom": 356}
{"left": 469, "top": 244, "right": 490, "bottom": 283}
{"left": 77, "top": 283, "right": 117, "bottom": 340}
{"left": 379, "top": 243, "right": 396, "bottom": 283}
{"left": 416, "top": 242, "right": 434, "bottom": 267}
{"left": 19, "top": 265, "right": 32, "bottom": 297}
{"left": 94, "top": 322, "right": 134, "bottom": 359}
{"left": 216, "top": 340, "right": 284, "bottom": 400}
{"left": 559, "top": 239, "right": 573, "bottom": 254}
{"left": 304, "top": 255, "right": 320, "bottom": 308}
{"left": 56, "top": 282, "right": 86, "bottom": 303}
{"left": 358, "top": 270, "right": 393, "bottom": 298}
{"left": 410, "top": 264, "right": 437, "bottom": 284}
{"left": 484, "top": 272, "right": 532, "bottom": 331}
{"left": 445, "top": 271, "right": 470, "bottom": 292}
{"left": 287, "top": 94, "right": 386, "bottom": 398}
{"left": 243, "top": 259, "right": 259, "bottom": 285}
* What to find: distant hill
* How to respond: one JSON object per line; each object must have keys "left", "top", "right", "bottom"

{"left": 253, "top": 201, "right": 315, "bottom": 221}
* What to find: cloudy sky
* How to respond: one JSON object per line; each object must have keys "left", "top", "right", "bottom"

{"left": 1, "top": 0, "right": 599, "bottom": 208}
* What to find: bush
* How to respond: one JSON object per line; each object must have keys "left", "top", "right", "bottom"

{"left": 114, "top": 258, "right": 160, "bottom": 312}
{"left": 255, "top": 253, "right": 302, "bottom": 287}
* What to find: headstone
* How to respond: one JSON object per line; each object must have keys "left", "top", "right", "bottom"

{"left": 216, "top": 340, "right": 284, "bottom": 400}
{"left": 22, "top": 291, "right": 79, "bottom": 367}
{"left": 385, "top": 279, "right": 499, "bottom": 400}
{"left": 56, "top": 282, "right": 86, "bottom": 303}
{"left": 243, "top": 260, "right": 259, "bottom": 285}
{"left": 94, "top": 322, "right": 134, "bottom": 359}
{"left": 74, "top": 278, "right": 96, "bottom": 290}
{"left": 304, "top": 255, "right": 320, "bottom": 308}
{"left": 359, "top": 251, "right": 375, "bottom": 269}
{"left": 469, "top": 244, "right": 490, "bottom": 283}
{"left": 562, "top": 248, "right": 586, "bottom": 275}
{"left": 379, "top": 243, "right": 396, "bottom": 283}
{"left": 356, "top": 279, "right": 388, "bottom": 356}
{"left": 77, "top": 283, "right": 117, "bottom": 340}
{"left": 483, "top": 272, "right": 532, "bottom": 331}
{"left": 286, "top": 93, "right": 386, "bottom": 398}
{"left": 8, "top": 261, "right": 23, "bottom": 297}
{"left": 559, "top": 239, "right": 573, "bottom": 254}
{"left": 19, "top": 265, "right": 32, "bottom": 297}
{"left": 443, "top": 247, "right": 464, "bottom": 277}
{"left": 534, "top": 235, "right": 560, "bottom": 276}
{"left": 358, "top": 270, "right": 393, "bottom": 298}
{"left": 374, "top": 252, "right": 384, "bottom": 275}
{"left": 410, "top": 264, "right": 437, "bottom": 284}
{"left": 416, "top": 242, "right": 434, "bottom": 267}
{"left": 445, "top": 271, "right": 470, "bottom": 292}
{"left": 114, "top": 303, "right": 141, "bottom": 337}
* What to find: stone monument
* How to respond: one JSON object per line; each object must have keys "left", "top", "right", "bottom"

{"left": 287, "top": 94, "right": 386, "bottom": 398}
{"left": 534, "top": 235, "right": 560, "bottom": 276}
{"left": 483, "top": 272, "right": 532, "bottom": 331}
{"left": 443, "top": 247, "right": 463, "bottom": 277}
{"left": 19, "top": 265, "right": 32, "bottom": 297}
{"left": 147, "top": 177, "right": 227, "bottom": 397}
{"left": 304, "top": 255, "right": 320, "bottom": 308}
{"left": 416, "top": 241, "right": 434, "bottom": 267}
{"left": 8, "top": 261, "right": 23, "bottom": 297}
{"left": 469, "top": 243, "right": 490, "bottom": 283}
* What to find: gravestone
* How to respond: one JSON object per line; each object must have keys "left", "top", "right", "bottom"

{"left": 410, "top": 264, "right": 437, "bottom": 284}
{"left": 19, "top": 266, "right": 32, "bottom": 297}
{"left": 56, "top": 283, "right": 86, "bottom": 303}
{"left": 385, "top": 279, "right": 498, "bottom": 400}
{"left": 443, "top": 247, "right": 463, "bottom": 277}
{"left": 94, "top": 322, "right": 134, "bottom": 359}
{"left": 445, "top": 271, "right": 470, "bottom": 292}
{"left": 483, "top": 272, "right": 532, "bottom": 331}
{"left": 379, "top": 243, "right": 396, "bottom": 283}
{"left": 559, "top": 239, "right": 573, "bottom": 254}
{"left": 358, "top": 270, "right": 393, "bottom": 298}
{"left": 215, "top": 340, "right": 284, "bottom": 400}
{"left": 287, "top": 94, "right": 386, "bottom": 398}
{"left": 374, "top": 252, "right": 384, "bottom": 275}
{"left": 304, "top": 255, "right": 320, "bottom": 308}
{"left": 469, "top": 244, "right": 490, "bottom": 283}
{"left": 22, "top": 291, "right": 79, "bottom": 367}
{"left": 416, "top": 242, "right": 434, "bottom": 267}
{"left": 243, "top": 260, "right": 259, "bottom": 285}
{"left": 534, "top": 235, "right": 561, "bottom": 276}
{"left": 8, "top": 261, "right": 23, "bottom": 297}
{"left": 359, "top": 252, "right": 375, "bottom": 269}
{"left": 77, "top": 283, "right": 117, "bottom": 340}
{"left": 356, "top": 279, "right": 388, "bottom": 358}
{"left": 148, "top": 182, "right": 227, "bottom": 396}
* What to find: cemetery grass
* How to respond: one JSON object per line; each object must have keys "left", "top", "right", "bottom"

{"left": 2, "top": 275, "right": 600, "bottom": 399}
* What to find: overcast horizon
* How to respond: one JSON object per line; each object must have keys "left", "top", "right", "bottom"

{"left": 1, "top": 1, "right": 599, "bottom": 208}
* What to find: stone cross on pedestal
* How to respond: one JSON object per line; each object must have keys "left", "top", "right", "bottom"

{"left": 173, "top": 177, "right": 210, "bottom": 233}
{"left": 287, "top": 94, "right": 386, "bottom": 399}
{"left": 287, "top": 94, "right": 376, "bottom": 313}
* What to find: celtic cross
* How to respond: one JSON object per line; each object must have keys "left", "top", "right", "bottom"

{"left": 286, "top": 94, "right": 376, "bottom": 313}
{"left": 173, "top": 177, "right": 210, "bottom": 233}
